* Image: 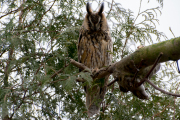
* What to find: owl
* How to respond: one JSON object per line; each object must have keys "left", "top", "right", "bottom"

{"left": 78, "top": 2, "right": 113, "bottom": 117}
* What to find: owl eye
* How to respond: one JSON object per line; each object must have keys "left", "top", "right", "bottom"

{"left": 89, "top": 16, "right": 101, "bottom": 24}
{"left": 89, "top": 16, "right": 93, "bottom": 24}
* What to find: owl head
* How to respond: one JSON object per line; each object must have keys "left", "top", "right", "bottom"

{"left": 84, "top": 2, "right": 107, "bottom": 31}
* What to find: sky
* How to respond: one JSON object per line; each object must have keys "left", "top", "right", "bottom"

{"left": 115, "top": 0, "right": 180, "bottom": 72}
{"left": 115, "top": 0, "right": 180, "bottom": 39}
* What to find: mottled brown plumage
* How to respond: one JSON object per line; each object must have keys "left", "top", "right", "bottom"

{"left": 78, "top": 2, "right": 113, "bottom": 117}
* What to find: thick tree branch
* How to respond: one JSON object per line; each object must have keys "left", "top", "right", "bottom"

{"left": 114, "top": 37, "right": 180, "bottom": 75}
{"left": 71, "top": 37, "right": 180, "bottom": 80}
{"left": 70, "top": 37, "right": 180, "bottom": 98}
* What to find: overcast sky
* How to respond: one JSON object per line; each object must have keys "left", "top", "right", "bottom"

{"left": 115, "top": 0, "right": 180, "bottom": 39}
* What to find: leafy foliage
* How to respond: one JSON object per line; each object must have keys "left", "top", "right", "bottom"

{"left": 0, "top": 0, "right": 179, "bottom": 119}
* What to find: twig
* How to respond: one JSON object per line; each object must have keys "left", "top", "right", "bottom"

{"left": 146, "top": 78, "right": 180, "bottom": 97}
{"left": 134, "top": 0, "right": 142, "bottom": 23}
{"left": 102, "top": 101, "right": 106, "bottom": 113}
{"left": 137, "top": 52, "right": 163, "bottom": 87}
{"left": 152, "top": 103, "right": 170, "bottom": 119}
{"left": 173, "top": 82, "right": 180, "bottom": 120}
{"left": 70, "top": 59, "right": 115, "bottom": 81}
{"left": 131, "top": 59, "right": 144, "bottom": 84}
{"left": 0, "top": 8, "right": 20, "bottom": 19}
{"left": 106, "top": 0, "right": 114, "bottom": 18}
{"left": 10, "top": 89, "right": 27, "bottom": 119}
{"left": 70, "top": 59, "right": 90, "bottom": 72}
{"left": 76, "top": 77, "right": 85, "bottom": 82}
{"left": 107, "top": 78, "right": 118, "bottom": 87}
{"left": 37, "top": 0, "right": 56, "bottom": 26}
{"left": 92, "top": 64, "right": 114, "bottom": 80}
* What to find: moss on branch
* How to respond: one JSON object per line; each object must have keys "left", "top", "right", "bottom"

{"left": 115, "top": 37, "right": 180, "bottom": 74}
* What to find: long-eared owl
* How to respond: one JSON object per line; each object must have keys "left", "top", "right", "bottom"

{"left": 78, "top": 2, "right": 113, "bottom": 117}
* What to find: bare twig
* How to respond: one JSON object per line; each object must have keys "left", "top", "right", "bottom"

{"left": 37, "top": 0, "right": 56, "bottom": 26}
{"left": 18, "top": 0, "right": 25, "bottom": 27}
{"left": 0, "top": 8, "right": 20, "bottom": 19}
{"left": 107, "top": 78, "right": 118, "bottom": 87}
{"left": 137, "top": 52, "right": 163, "bottom": 87}
{"left": 10, "top": 89, "right": 27, "bottom": 119}
{"left": 70, "top": 59, "right": 90, "bottom": 72}
{"left": 92, "top": 63, "right": 114, "bottom": 80}
{"left": 152, "top": 103, "right": 170, "bottom": 119}
{"left": 70, "top": 59, "right": 115, "bottom": 81}
{"left": 146, "top": 78, "right": 180, "bottom": 97}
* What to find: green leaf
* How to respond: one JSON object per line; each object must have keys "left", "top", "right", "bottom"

{"left": 79, "top": 72, "right": 93, "bottom": 86}
{"left": 64, "top": 76, "right": 76, "bottom": 91}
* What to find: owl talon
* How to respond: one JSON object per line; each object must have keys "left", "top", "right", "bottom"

{"left": 92, "top": 68, "right": 99, "bottom": 75}
{"left": 137, "top": 45, "right": 144, "bottom": 49}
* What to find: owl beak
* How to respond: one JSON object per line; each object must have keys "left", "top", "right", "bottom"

{"left": 93, "top": 24, "right": 99, "bottom": 31}
{"left": 93, "top": 26, "right": 97, "bottom": 31}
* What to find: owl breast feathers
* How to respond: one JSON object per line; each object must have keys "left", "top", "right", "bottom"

{"left": 78, "top": 2, "right": 113, "bottom": 117}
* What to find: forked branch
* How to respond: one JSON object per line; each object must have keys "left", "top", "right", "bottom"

{"left": 145, "top": 78, "right": 180, "bottom": 97}
{"left": 137, "top": 52, "right": 163, "bottom": 87}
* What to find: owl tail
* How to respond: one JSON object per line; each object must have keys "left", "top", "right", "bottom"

{"left": 86, "top": 86, "right": 106, "bottom": 117}
{"left": 85, "top": 77, "right": 108, "bottom": 117}
{"left": 87, "top": 103, "right": 101, "bottom": 117}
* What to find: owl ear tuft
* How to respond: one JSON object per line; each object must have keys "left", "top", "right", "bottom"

{"left": 86, "top": 2, "right": 92, "bottom": 14}
{"left": 98, "top": 2, "right": 104, "bottom": 15}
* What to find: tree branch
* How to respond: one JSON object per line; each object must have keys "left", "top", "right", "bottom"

{"left": 71, "top": 37, "right": 180, "bottom": 81}
{"left": 70, "top": 59, "right": 90, "bottom": 72}
{"left": 107, "top": 78, "right": 118, "bottom": 87}
{"left": 114, "top": 37, "right": 180, "bottom": 75}
{"left": 70, "top": 37, "right": 180, "bottom": 98}
{"left": 137, "top": 52, "right": 163, "bottom": 87}
{"left": 145, "top": 78, "right": 180, "bottom": 97}
{"left": 50, "top": 63, "right": 69, "bottom": 78}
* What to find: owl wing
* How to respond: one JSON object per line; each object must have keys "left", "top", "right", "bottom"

{"left": 78, "top": 27, "right": 82, "bottom": 63}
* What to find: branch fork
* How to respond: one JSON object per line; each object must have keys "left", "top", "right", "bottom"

{"left": 136, "top": 52, "right": 163, "bottom": 87}
{"left": 131, "top": 52, "right": 180, "bottom": 97}
{"left": 70, "top": 59, "right": 114, "bottom": 81}
{"left": 70, "top": 52, "right": 180, "bottom": 98}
